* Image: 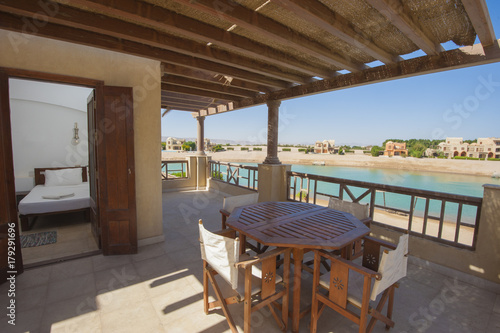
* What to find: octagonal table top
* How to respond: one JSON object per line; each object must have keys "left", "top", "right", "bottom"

{"left": 226, "top": 201, "right": 370, "bottom": 250}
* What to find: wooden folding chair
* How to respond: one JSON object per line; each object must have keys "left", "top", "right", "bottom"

{"left": 310, "top": 234, "right": 409, "bottom": 333}
{"left": 220, "top": 193, "right": 259, "bottom": 229}
{"left": 199, "top": 220, "right": 290, "bottom": 333}
{"left": 219, "top": 193, "right": 266, "bottom": 254}
{"left": 328, "top": 198, "right": 372, "bottom": 259}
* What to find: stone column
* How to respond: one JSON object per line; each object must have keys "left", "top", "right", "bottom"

{"left": 263, "top": 100, "right": 281, "bottom": 165}
{"left": 196, "top": 115, "right": 205, "bottom": 155}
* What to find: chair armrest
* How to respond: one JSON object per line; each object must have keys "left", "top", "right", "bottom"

{"left": 220, "top": 209, "right": 230, "bottom": 217}
{"left": 236, "top": 247, "right": 290, "bottom": 269}
{"left": 360, "top": 217, "right": 372, "bottom": 227}
{"left": 317, "top": 249, "right": 381, "bottom": 280}
{"left": 363, "top": 235, "right": 397, "bottom": 250}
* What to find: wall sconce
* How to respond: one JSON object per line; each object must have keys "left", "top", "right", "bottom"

{"left": 72, "top": 122, "right": 80, "bottom": 145}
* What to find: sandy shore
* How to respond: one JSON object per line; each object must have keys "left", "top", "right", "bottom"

{"left": 162, "top": 150, "right": 500, "bottom": 177}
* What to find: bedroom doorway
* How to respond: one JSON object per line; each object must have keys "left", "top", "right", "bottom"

{"left": 1, "top": 67, "right": 138, "bottom": 283}
{"left": 9, "top": 78, "right": 100, "bottom": 266}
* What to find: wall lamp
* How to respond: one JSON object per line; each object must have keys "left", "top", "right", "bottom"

{"left": 72, "top": 122, "right": 80, "bottom": 145}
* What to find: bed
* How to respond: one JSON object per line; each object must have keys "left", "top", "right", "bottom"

{"left": 18, "top": 167, "right": 91, "bottom": 231}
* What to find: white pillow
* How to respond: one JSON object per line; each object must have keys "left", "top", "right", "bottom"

{"left": 44, "top": 168, "right": 83, "bottom": 186}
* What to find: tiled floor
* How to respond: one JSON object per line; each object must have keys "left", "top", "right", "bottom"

{"left": 20, "top": 212, "right": 99, "bottom": 265}
{"left": 1, "top": 190, "right": 499, "bottom": 332}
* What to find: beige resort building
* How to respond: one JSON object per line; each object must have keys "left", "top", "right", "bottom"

{"left": 314, "top": 140, "right": 336, "bottom": 154}
{"left": 438, "top": 137, "right": 500, "bottom": 158}
{"left": 165, "top": 137, "right": 212, "bottom": 151}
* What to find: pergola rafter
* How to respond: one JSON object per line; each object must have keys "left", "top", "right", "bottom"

{"left": 0, "top": 0, "right": 497, "bottom": 114}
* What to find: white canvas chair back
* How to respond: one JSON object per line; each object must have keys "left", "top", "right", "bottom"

{"left": 328, "top": 197, "right": 369, "bottom": 220}
{"left": 222, "top": 192, "right": 259, "bottom": 213}
{"left": 370, "top": 234, "right": 409, "bottom": 301}
{"left": 199, "top": 223, "right": 240, "bottom": 290}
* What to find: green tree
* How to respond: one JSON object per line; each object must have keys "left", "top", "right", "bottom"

{"left": 161, "top": 142, "right": 166, "bottom": 150}
{"left": 409, "top": 142, "right": 426, "bottom": 158}
{"left": 182, "top": 141, "right": 196, "bottom": 151}
{"left": 371, "top": 146, "right": 384, "bottom": 157}
{"left": 212, "top": 144, "right": 224, "bottom": 152}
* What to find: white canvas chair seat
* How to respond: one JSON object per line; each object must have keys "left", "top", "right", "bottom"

{"left": 310, "top": 234, "right": 409, "bottom": 333}
{"left": 319, "top": 268, "right": 365, "bottom": 308}
{"left": 217, "top": 253, "right": 283, "bottom": 299}
{"left": 199, "top": 220, "right": 290, "bottom": 333}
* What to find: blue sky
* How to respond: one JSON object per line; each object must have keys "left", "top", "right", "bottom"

{"left": 162, "top": 1, "right": 500, "bottom": 146}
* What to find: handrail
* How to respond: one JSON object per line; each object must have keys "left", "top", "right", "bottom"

{"left": 209, "top": 160, "right": 258, "bottom": 191}
{"left": 287, "top": 171, "right": 482, "bottom": 250}
{"left": 161, "top": 160, "right": 188, "bottom": 180}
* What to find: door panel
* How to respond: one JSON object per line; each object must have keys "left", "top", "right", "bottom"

{"left": 87, "top": 90, "right": 100, "bottom": 247}
{"left": 98, "top": 86, "right": 137, "bottom": 255}
{"left": 0, "top": 71, "right": 23, "bottom": 283}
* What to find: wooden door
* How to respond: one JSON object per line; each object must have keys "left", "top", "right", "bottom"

{"left": 87, "top": 90, "right": 100, "bottom": 247}
{"left": 0, "top": 71, "right": 23, "bottom": 283}
{"left": 98, "top": 86, "right": 137, "bottom": 255}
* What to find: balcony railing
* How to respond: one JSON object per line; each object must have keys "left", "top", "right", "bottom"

{"left": 209, "top": 161, "right": 258, "bottom": 191}
{"left": 287, "top": 171, "right": 482, "bottom": 250}
{"left": 161, "top": 160, "right": 188, "bottom": 180}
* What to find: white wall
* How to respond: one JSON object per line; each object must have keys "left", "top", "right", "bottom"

{"left": 9, "top": 79, "right": 92, "bottom": 191}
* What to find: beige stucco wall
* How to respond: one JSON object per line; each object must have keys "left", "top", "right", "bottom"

{"left": 0, "top": 30, "right": 163, "bottom": 242}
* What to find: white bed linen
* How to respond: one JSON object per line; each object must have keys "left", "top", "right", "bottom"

{"left": 18, "top": 182, "right": 90, "bottom": 215}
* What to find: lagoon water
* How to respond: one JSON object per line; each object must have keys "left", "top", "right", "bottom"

{"left": 230, "top": 163, "right": 500, "bottom": 223}
{"left": 290, "top": 164, "right": 497, "bottom": 198}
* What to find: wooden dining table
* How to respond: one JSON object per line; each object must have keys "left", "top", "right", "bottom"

{"left": 226, "top": 201, "right": 371, "bottom": 333}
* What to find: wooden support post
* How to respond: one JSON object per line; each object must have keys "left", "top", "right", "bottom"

{"left": 263, "top": 100, "right": 281, "bottom": 165}
{"left": 196, "top": 115, "right": 205, "bottom": 155}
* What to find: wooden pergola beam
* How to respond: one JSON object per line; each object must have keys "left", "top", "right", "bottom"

{"left": 172, "top": 0, "right": 365, "bottom": 72}
{"left": 163, "top": 75, "right": 257, "bottom": 98}
{"left": 462, "top": 0, "right": 497, "bottom": 47}
{"left": 161, "top": 83, "right": 242, "bottom": 102}
{"left": 161, "top": 63, "right": 275, "bottom": 93}
{"left": 365, "top": 0, "right": 443, "bottom": 55}
{"left": 161, "top": 98, "right": 218, "bottom": 110}
{"left": 51, "top": 0, "right": 333, "bottom": 79}
{"left": 199, "top": 40, "right": 500, "bottom": 116}
{"left": 0, "top": 11, "right": 291, "bottom": 90}
{"left": 161, "top": 104, "right": 201, "bottom": 112}
{"left": 0, "top": 0, "right": 309, "bottom": 85}
{"left": 161, "top": 96, "right": 221, "bottom": 109}
{"left": 272, "top": 0, "right": 400, "bottom": 64}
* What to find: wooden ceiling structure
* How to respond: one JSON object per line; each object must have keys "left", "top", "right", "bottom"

{"left": 0, "top": 0, "right": 499, "bottom": 117}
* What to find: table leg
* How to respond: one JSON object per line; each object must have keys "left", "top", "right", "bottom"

{"left": 291, "top": 248, "right": 304, "bottom": 333}
{"left": 239, "top": 234, "right": 246, "bottom": 255}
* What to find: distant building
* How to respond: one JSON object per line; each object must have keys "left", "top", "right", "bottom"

{"left": 314, "top": 140, "right": 336, "bottom": 154}
{"left": 196, "top": 138, "right": 213, "bottom": 151}
{"left": 469, "top": 138, "right": 500, "bottom": 159}
{"left": 383, "top": 141, "right": 408, "bottom": 157}
{"left": 438, "top": 137, "right": 500, "bottom": 159}
{"left": 438, "top": 137, "right": 468, "bottom": 158}
{"left": 165, "top": 137, "right": 185, "bottom": 151}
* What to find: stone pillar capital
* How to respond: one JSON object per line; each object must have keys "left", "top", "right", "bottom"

{"left": 267, "top": 100, "right": 281, "bottom": 109}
